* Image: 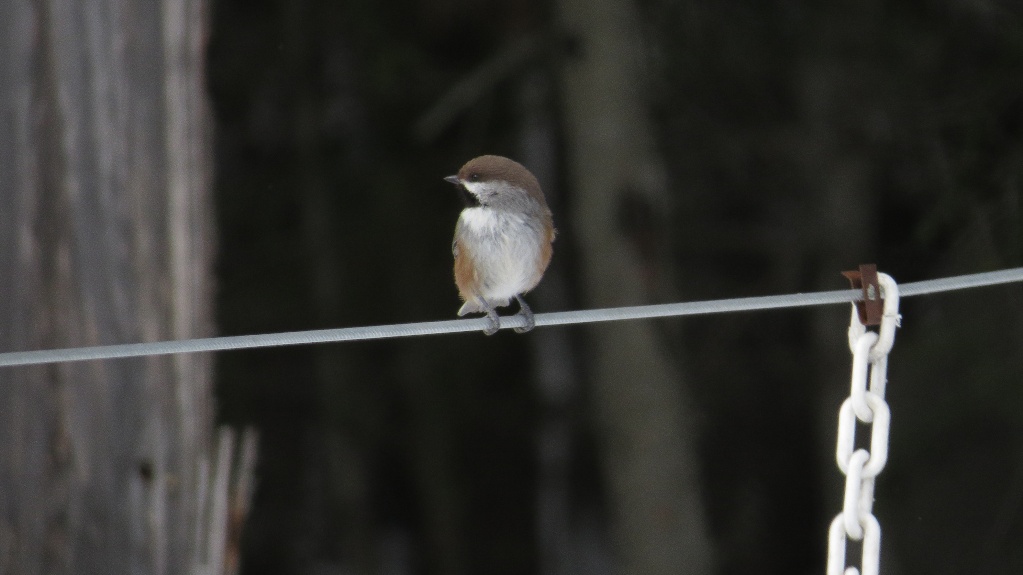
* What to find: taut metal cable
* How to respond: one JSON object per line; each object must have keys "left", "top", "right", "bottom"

{"left": 0, "top": 267, "right": 1020, "bottom": 368}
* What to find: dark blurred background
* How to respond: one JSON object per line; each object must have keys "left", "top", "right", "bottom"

{"left": 206, "top": 1, "right": 1023, "bottom": 574}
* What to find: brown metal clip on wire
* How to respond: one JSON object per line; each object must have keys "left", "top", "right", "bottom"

{"left": 842, "top": 263, "right": 883, "bottom": 326}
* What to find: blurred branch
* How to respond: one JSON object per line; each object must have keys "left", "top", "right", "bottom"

{"left": 191, "top": 426, "right": 260, "bottom": 575}
{"left": 415, "top": 34, "right": 562, "bottom": 142}
{"left": 226, "top": 429, "right": 259, "bottom": 575}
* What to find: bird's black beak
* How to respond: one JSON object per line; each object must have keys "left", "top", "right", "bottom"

{"left": 445, "top": 175, "right": 478, "bottom": 208}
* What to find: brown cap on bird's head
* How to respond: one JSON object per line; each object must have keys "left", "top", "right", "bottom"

{"left": 444, "top": 155, "right": 548, "bottom": 209}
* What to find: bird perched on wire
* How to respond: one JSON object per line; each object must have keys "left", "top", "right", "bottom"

{"left": 444, "top": 155, "right": 555, "bottom": 335}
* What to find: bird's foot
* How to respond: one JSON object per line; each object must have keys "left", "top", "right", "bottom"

{"left": 513, "top": 295, "right": 534, "bottom": 333}
{"left": 483, "top": 307, "right": 501, "bottom": 336}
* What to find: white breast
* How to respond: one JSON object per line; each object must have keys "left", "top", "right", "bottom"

{"left": 459, "top": 207, "right": 544, "bottom": 305}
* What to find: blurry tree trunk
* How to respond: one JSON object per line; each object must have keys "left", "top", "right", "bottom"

{"left": 555, "top": 1, "right": 713, "bottom": 574}
{"left": 281, "top": 4, "right": 380, "bottom": 573}
{"left": 517, "top": 71, "right": 593, "bottom": 575}
{"left": 0, "top": 0, "right": 215, "bottom": 574}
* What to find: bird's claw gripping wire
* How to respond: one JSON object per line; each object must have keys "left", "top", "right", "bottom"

{"left": 481, "top": 304, "right": 501, "bottom": 336}
{"left": 513, "top": 295, "right": 534, "bottom": 333}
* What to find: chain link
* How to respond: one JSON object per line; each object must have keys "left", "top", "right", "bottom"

{"left": 827, "top": 273, "right": 900, "bottom": 575}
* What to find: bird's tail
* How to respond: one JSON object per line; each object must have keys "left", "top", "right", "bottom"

{"left": 458, "top": 298, "right": 509, "bottom": 316}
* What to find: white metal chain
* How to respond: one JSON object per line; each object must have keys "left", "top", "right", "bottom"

{"left": 827, "top": 273, "right": 900, "bottom": 575}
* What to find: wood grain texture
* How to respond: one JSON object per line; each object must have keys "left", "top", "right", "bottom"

{"left": 0, "top": 1, "right": 215, "bottom": 573}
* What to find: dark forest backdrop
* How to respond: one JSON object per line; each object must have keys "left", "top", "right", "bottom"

{"left": 1, "top": 0, "right": 1021, "bottom": 574}
{"left": 209, "top": 1, "right": 1022, "bottom": 574}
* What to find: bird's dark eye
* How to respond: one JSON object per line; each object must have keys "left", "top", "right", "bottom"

{"left": 469, "top": 173, "right": 480, "bottom": 182}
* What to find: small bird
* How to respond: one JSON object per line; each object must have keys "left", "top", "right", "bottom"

{"left": 445, "top": 155, "right": 555, "bottom": 335}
